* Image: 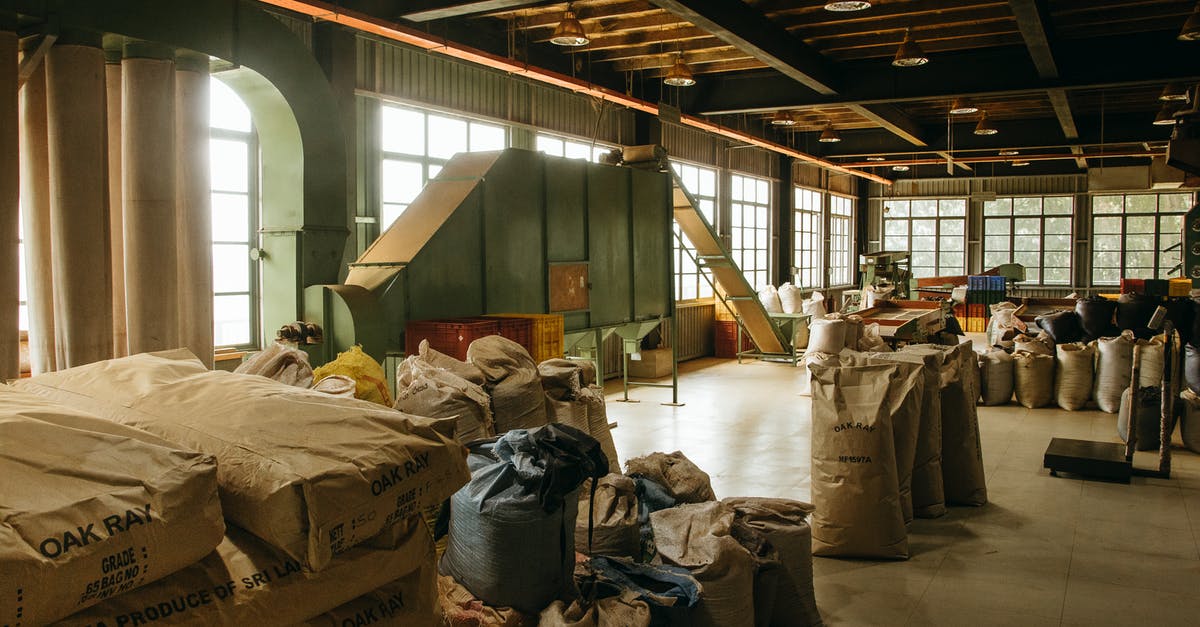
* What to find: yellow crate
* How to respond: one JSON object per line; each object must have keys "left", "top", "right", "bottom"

{"left": 1170, "top": 278, "right": 1192, "bottom": 297}
{"left": 487, "top": 313, "right": 564, "bottom": 363}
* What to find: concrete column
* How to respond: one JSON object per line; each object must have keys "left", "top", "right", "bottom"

{"left": 106, "top": 50, "right": 127, "bottom": 357}
{"left": 0, "top": 30, "right": 19, "bottom": 379}
{"left": 18, "top": 59, "right": 56, "bottom": 374}
{"left": 175, "top": 51, "right": 213, "bottom": 367}
{"left": 45, "top": 37, "right": 114, "bottom": 367}
{"left": 122, "top": 41, "right": 178, "bottom": 354}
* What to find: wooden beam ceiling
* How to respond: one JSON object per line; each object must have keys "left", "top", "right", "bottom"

{"left": 399, "top": 0, "right": 550, "bottom": 22}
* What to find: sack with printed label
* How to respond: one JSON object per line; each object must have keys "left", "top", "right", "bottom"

{"left": 300, "top": 558, "right": 438, "bottom": 627}
{"left": 235, "top": 341, "right": 314, "bottom": 387}
{"left": 395, "top": 355, "right": 494, "bottom": 444}
{"left": 468, "top": 336, "right": 549, "bottom": 433}
{"left": 15, "top": 349, "right": 470, "bottom": 573}
{"left": 723, "top": 497, "right": 822, "bottom": 627}
{"left": 808, "top": 362, "right": 908, "bottom": 558}
{"left": 58, "top": 518, "right": 433, "bottom": 626}
{"left": 0, "top": 389, "right": 225, "bottom": 626}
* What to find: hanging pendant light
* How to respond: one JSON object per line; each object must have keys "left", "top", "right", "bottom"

{"left": 892, "top": 29, "right": 929, "bottom": 67}
{"left": 999, "top": 150, "right": 1020, "bottom": 156}
{"left": 818, "top": 123, "right": 842, "bottom": 143}
{"left": 892, "top": 164, "right": 910, "bottom": 172}
{"left": 1154, "top": 103, "right": 1181, "bottom": 125}
{"left": 949, "top": 98, "right": 979, "bottom": 115}
{"left": 1179, "top": 3, "right": 1200, "bottom": 41}
{"left": 663, "top": 55, "right": 695, "bottom": 87}
{"left": 771, "top": 110, "right": 797, "bottom": 126}
{"left": 1010, "top": 160, "right": 1031, "bottom": 167}
{"left": 550, "top": 10, "right": 589, "bottom": 46}
{"left": 974, "top": 112, "right": 998, "bottom": 135}
{"left": 1160, "top": 82, "right": 1191, "bottom": 102}
{"left": 866, "top": 156, "right": 886, "bottom": 161}
{"left": 824, "top": 1, "right": 872, "bottom": 11}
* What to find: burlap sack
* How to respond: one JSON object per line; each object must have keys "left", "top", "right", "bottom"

{"left": 579, "top": 386, "right": 622, "bottom": 474}
{"left": 723, "top": 497, "right": 821, "bottom": 627}
{"left": 437, "top": 575, "right": 533, "bottom": 627}
{"left": 1013, "top": 332, "right": 1053, "bottom": 355}
{"left": 1136, "top": 334, "right": 1167, "bottom": 389}
{"left": 1013, "top": 351, "right": 1055, "bottom": 409}
{"left": 808, "top": 363, "right": 908, "bottom": 558}
{"left": 1118, "top": 387, "right": 1165, "bottom": 451}
{"left": 234, "top": 341, "right": 314, "bottom": 387}
{"left": 650, "top": 502, "right": 756, "bottom": 627}
{"left": 395, "top": 355, "right": 494, "bottom": 444}
{"left": 1180, "top": 389, "right": 1200, "bottom": 454}
{"left": 539, "top": 591, "right": 652, "bottom": 627}
{"left": 15, "top": 350, "right": 470, "bottom": 572}
{"left": 57, "top": 518, "right": 433, "bottom": 626}
{"left": 540, "top": 359, "right": 620, "bottom": 473}
{"left": 807, "top": 318, "right": 846, "bottom": 355}
{"left": 729, "top": 518, "right": 783, "bottom": 627}
{"left": 1055, "top": 343, "right": 1094, "bottom": 411}
{"left": 300, "top": 558, "right": 438, "bottom": 627}
{"left": 467, "top": 336, "right": 549, "bottom": 433}
{"left": 0, "top": 389, "right": 225, "bottom": 626}
{"left": 1093, "top": 331, "right": 1136, "bottom": 414}
{"left": 576, "top": 474, "right": 640, "bottom": 558}
{"left": 978, "top": 348, "right": 1013, "bottom": 406}
{"left": 902, "top": 343, "right": 988, "bottom": 507}
{"left": 420, "top": 339, "right": 486, "bottom": 386}
{"left": 624, "top": 451, "right": 716, "bottom": 503}
{"left": 837, "top": 350, "right": 924, "bottom": 525}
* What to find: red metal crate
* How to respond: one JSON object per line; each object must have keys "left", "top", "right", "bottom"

{"left": 405, "top": 319, "right": 500, "bottom": 361}
{"left": 714, "top": 320, "right": 752, "bottom": 358}
{"left": 486, "top": 313, "right": 564, "bottom": 363}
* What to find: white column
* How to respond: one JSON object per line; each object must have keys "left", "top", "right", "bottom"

{"left": 175, "top": 52, "right": 213, "bottom": 367}
{"left": 18, "top": 60, "right": 56, "bottom": 374}
{"left": 0, "top": 30, "right": 19, "bottom": 379}
{"left": 45, "top": 41, "right": 114, "bottom": 367}
{"left": 106, "top": 54, "right": 127, "bottom": 357}
{"left": 122, "top": 44, "right": 178, "bottom": 354}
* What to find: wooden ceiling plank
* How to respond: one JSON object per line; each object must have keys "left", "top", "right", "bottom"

{"left": 400, "top": 0, "right": 550, "bottom": 22}
{"left": 1009, "top": 0, "right": 1059, "bottom": 77}
{"left": 846, "top": 103, "right": 928, "bottom": 147}
{"left": 646, "top": 0, "right": 842, "bottom": 95}
{"left": 790, "top": 6, "right": 1016, "bottom": 41}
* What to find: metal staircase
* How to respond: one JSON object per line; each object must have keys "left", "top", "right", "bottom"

{"left": 670, "top": 176, "right": 790, "bottom": 356}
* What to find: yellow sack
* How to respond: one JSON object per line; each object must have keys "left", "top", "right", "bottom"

{"left": 313, "top": 345, "right": 393, "bottom": 406}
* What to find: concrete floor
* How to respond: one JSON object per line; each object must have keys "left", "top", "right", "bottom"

{"left": 603, "top": 356, "right": 1200, "bottom": 627}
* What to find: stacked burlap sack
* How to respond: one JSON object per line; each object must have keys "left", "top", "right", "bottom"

{"left": 538, "top": 357, "right": 621, "bottom": 474}
{"left": 10, "top": 349, "right": 472, "bottom": 624}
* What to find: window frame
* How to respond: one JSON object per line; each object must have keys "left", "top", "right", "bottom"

{"left": 209, "top": 123, "right": 261, "bottom": 350}
{"left": 1090, "top": 192, "right": 1193, "bottom": 286}
{"left": 981, "top": 195, "right": 1074, "bottom": 286}
{"left": 730, "top": 172, "right": 773, "bottom": 290}
{"left": 881, "top": 198, "right": 967, "bottom": 279}
{"left": 828, "top": 193, "right": 856, "bottom": 288}
{"left": 670, "top": 160, "right": 719, "bottom": 302}
{"left": 792, "top": 186, "right": 823, "bottom": 291}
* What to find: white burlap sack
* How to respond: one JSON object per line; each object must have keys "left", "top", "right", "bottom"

{"left": 808, "top": 318, "right": 847, "bottom": 355}
{"left": 802, "top": 291, "right": 826, "bottom": 318}
{"left": 1093, "top": 331, "right": 1136, "bottom": 414}
{"left": 0, "top": 390, "right": 225, "bottom": 626}
{"left": 778, "top": 283, "right": 804, "bottom": 314}
{"left": 576, "top": 475, "right": 640, "bottom": 558}
{"left": 419, "top": 339, "right": 486, "bottom": 386}
{"left": 808, "top": 363, "right": 908, "bottom": 558}
{"left": 234, "top": 342, "right": 314, "bottom": 387}
{"left": 1136, "top": 334, "right": 1167, "bottom": 389}
{"left": 759, "top": 285, "right": 784, "bottom": 314}
{"left": 978, "top": 348, "right": 1013, "bottom": 406}
{"left": 1013, "top": 351, "right": 1054, "bottom": 409}
{"left": 842, "top": 314, "right": 864, "bottom": 350}
{"left": 858, "top": 323, "right": 890, "bottom": 352}
{"left": 650, "top": 502, "right": 756, "bottom": 627}
{"left": 1054, "top": 343, "right": 1094, "bottom": 411}
{"left": 395, "top": 356, "right": 494, "bottom": 444}
{"left": 1179, "top": 389, "right": 1200, "bottom": 454}
{"left": 1013, "top": 332, "right": 1053, "bottom": 355}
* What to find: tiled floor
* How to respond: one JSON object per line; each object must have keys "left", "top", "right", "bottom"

{"left": 603, "top": 356, "right": 1200, "bottom": 626}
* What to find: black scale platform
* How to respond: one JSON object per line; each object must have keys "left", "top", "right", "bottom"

{"left": 1043, "top": 437, "right": 1132, "bottom": 483}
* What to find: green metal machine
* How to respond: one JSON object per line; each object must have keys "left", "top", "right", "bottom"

{"left": 1182, "top": 200, "right": 1200, "bottom": 284}
{"left": 859, "top": 251, "right": 915, "bottom": 300}
{"left": 302, "top": 148, "right": 675, "bottom": 373}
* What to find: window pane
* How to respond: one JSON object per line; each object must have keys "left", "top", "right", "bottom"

{"left": 911, "top": 236, "right": 935, "bottom": 252}
{"left": 1161, "top": 193, "right": 1193, "bottom": 212}
{"left": 212, "top": 244, "right": 250, "bottom": 293}
{"left": 1093, "top": 195, "right": 1123, "bottom": 214}
{"left": 1127, "top": 216, "right": 1155, "bottom": 233}
{"left": 1126, "top": 195, "right": 1156, "bottom": 213}
{"left": 941, "top": 219, "right": 964, "bottom": 236}
{"left": 1013, "top": 197, "right": 1041, "bottom": 215}
{"left": 1044, "top": 196, "right": 1072, "bottom": 215}
{"left": 1094, "top": 267, "right": 1120, "bottom": 284}
{"left": 382, "top": 203, "right": 406, "bottom": 228}
{"left": 563, "top": 140, "right": 591, "bottom": 161}
{"left": 381, "top": 106, "right": 425, "bottom": 155}
{"left": 912, "top": 220, "right": 936, "bottom": 236}
{"left": 911, "top": 200, "right": 936, "bottom": 217}
{"left": 885, "top": 201, "right": 909, "bottom": 217}
{"left": 939, "top": 199, "right": 966, "bottom": 217}
{"left": 381, "top": 159, "right": 424, "bottom": 204}
{"left": 885, "top": 220, "right": 908, "bottom": 236}
{"left": 214, "top": 294, "right": 251, "bottom": 346}
{"left": 699, "top": 170, "right": 716, "bottom": 197}
{"left": 1094, "top": 217, "right": 1122, "bottom": 234}
{"left": 210, "top": 139, "right": 248, "bottom": 193}
{"left": 469, "top": 123, "right": 506, "bottom": 151}
{"left": 1044, "top": 216, "right": 1070, "bottom": 234}
{"left": 1014, "top": 218, "right": 1039, "bottom": 236}
{"left": 940, "top": 235, "right": 964, "bottom": 252}
{"left": 983, "top": 199, "right": 1011, "bottom": 216}
{"left": 211, "top": 193, "right": 249, "bottom": 242}
{"left": 428, "top": 115, "right": 468, "bottom": 159}
{"left": 536, "top": 135, "right": 564, "bottom": 156}
{"left": 984, "top": 235, "right": 1010, "bottom": 253}
{"left": 209, "top": 79, "right": 251, "bottom": 133}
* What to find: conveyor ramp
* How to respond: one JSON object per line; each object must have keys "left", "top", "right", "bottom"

{"left": 671, "top": 177, "right": 790, "bottom": 355}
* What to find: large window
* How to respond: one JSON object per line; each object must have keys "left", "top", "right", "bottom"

{"left": 381, "top": 105, "right": 507, "bottom": 227}
{"left": 882, "top": 199, "right": 966, "bottom": 278}
{"left": 983, "top": 196, "right": 1073, "bottom": 285}
{"left": 1092, "top": 192, "right": 1193, "bottom": 285}
{"left": 209, "top": 78, "right": 258, "bottom": 348}
{"left": 671, "top": 161, "right": 717, "bottom": 301}
{"left": 829, "top": 194, "right": 855, "bottom": 287}
{"left": 536, "top": 133, "right": 612, "bottom": 163}
{"left": 792, "top": 187, "right": 822, "bottom": 290}
{"left": 731, "top": 173, "right": 772, "bottom": 289}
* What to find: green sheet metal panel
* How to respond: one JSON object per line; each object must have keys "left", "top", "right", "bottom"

{"left": 587, "top": 165, "right": 633, "bottom": 326}
{"left": 631, "top": 168, "right": 672, "bottom": 318}
{"left": 406, "top": 188, "right": 486, "bottom": 322}
{"left": 483, "top": 150, "right": 547, "bottom": 313}
{"left": 544, "top": 158, "right": 588, "bottom": 263}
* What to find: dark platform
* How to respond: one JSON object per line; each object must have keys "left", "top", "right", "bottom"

{"left": 1044, "top": 437, "right": 1132, "bottom": 483}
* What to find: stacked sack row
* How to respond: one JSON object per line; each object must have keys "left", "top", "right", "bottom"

{"left": 437, "top": 440, "right": 823, "bottom": 627}
{"left": 3, "top": 348, "right": 473, "bottom": 626}
{"left": 807, "top": 341, "right": 988, "bottom": 559}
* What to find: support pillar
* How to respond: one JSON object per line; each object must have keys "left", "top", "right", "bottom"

{"left": 18, "top": 58, "right": 55, "bottom": 373}
{"left": 45, "top": 35, "right": 114, "bottom": 368}
{"left": 0, "top": 30, "right": 19, "bottom": 379}
{"left": 175, "top": 51, "right": 213, "bottom": 367}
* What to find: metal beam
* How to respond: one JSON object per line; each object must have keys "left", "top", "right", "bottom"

{"left": 398, "top": 0, "right": 547, "bottom": 22}
{"left": 647, "top": 0, "right": 840, "bottom": 95}
{"left": 845, "top": 103, "right": 926, "bottom": 147}
{"left": 1008, "top": 0, "right": 1058, "bottom": 78}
